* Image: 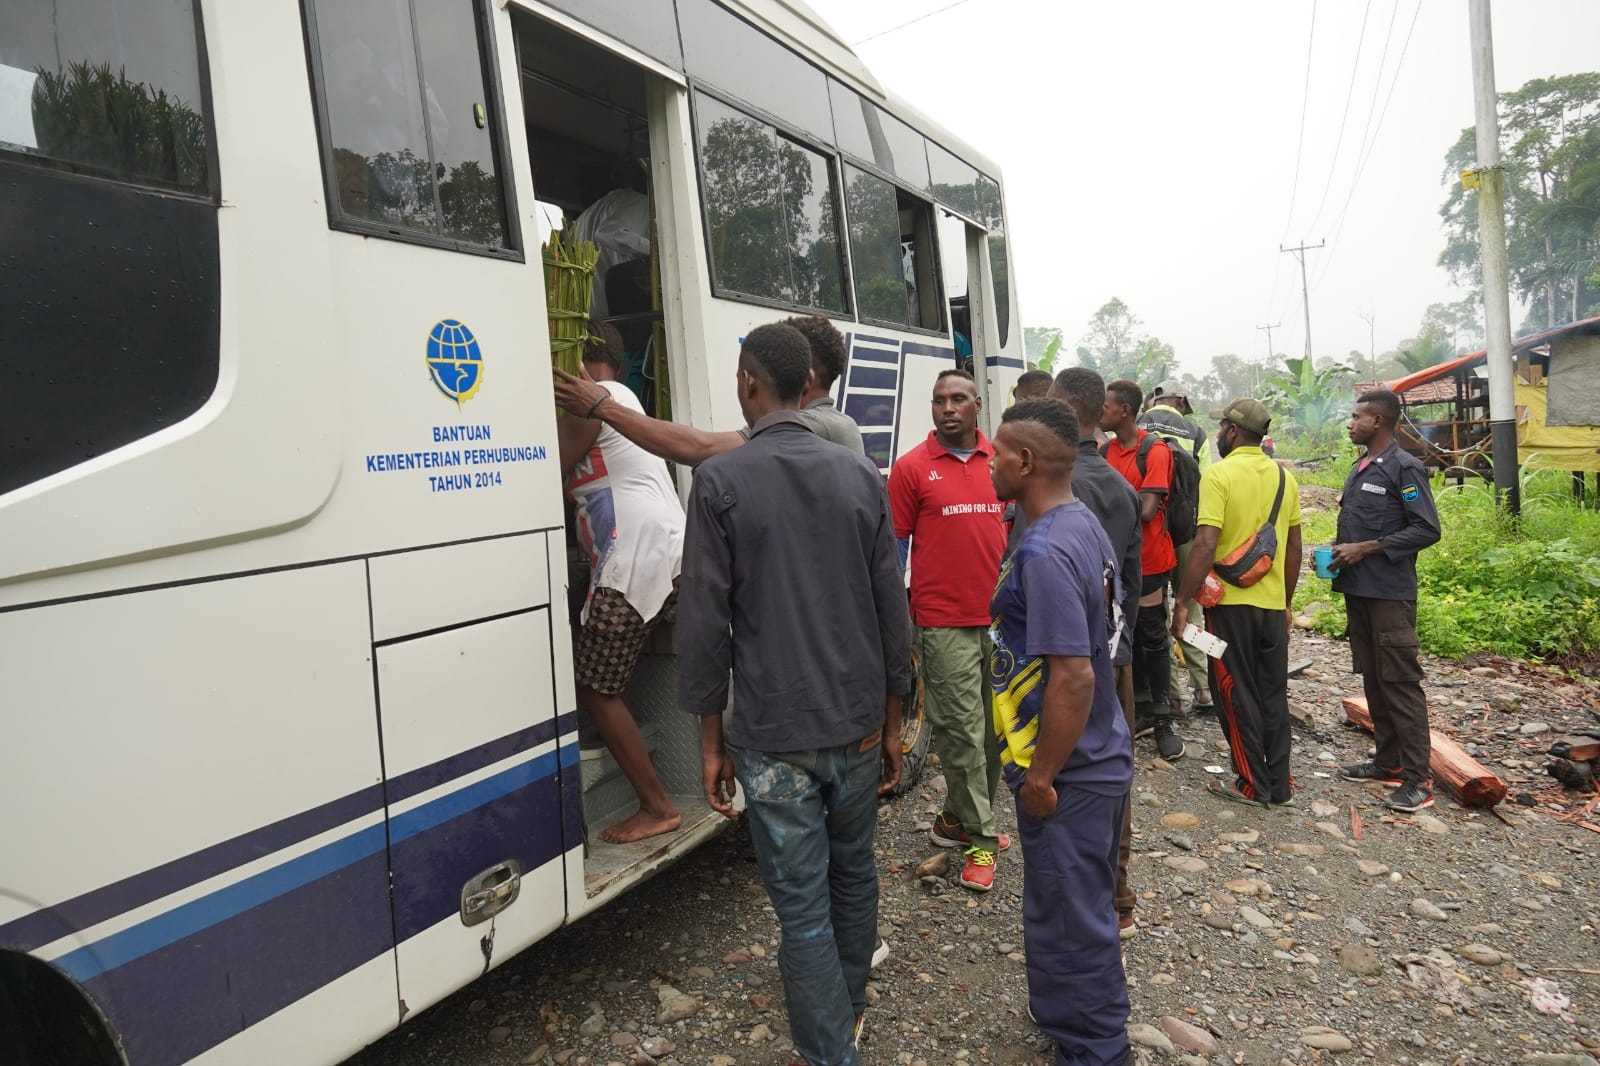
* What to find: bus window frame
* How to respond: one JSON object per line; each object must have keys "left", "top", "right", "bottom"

{"left": 0, "top": 0, "right": 221, "bottom": 204}
{"left": 688, "top": 82, "right": 855, "bottom": 324}
{"left": 837, "top": 161, "right": 949, "bottom": 341}
{"left": 298, "top": 0, "right": 524, "bottom": 262}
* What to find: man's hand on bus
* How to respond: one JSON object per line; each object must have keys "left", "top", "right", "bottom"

{"left": 553, "top": 366, "right": 609, "bottom": 418}
{"left": 699, "top": 715, "right": 738, "bottom": 818}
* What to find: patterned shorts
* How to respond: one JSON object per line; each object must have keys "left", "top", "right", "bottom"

{"left": 574, "top": 586, "right": 677, "bottom": 696}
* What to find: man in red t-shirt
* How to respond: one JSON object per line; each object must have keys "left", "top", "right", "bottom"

{"left": 1101, "top": 379, "right": 1187, "bottom": 762}
{"left": 888, "top": 369, "right": 1008, "bottom": 892}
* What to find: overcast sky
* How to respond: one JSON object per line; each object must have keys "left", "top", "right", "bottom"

{"left": 806, "top": 0, "right": 1600, "bottom": 375}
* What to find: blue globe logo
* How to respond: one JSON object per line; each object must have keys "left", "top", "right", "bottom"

{"left": 426, "top": 319, "right": 483, "bottom": 406}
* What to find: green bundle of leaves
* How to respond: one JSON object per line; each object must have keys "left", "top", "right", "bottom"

{"left": 1294, "top": 471, "right": 1600, "bottom": 663}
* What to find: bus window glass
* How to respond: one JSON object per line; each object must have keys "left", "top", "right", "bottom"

{"left": 315, "top": 0, "right": 436, "bottom": 232}
{"left": 309, "top": 0, "right": 511, "bottom": 250}
{"left": 927, "top": 140, "right": 979, "bottom": 220}
{"left": 696, "top": 92, "right": 846, "bottom": 315}
{"left": 845, "top": 165, "right": 939, "bottom": 330}
{"left": 977, "top": 174, "right": 1009, "bottom": 347}
{"left": 826, "top": 80, "right": 929, "bottom": 192}
{"left": 0, "top": 0, "right": 209, "bottom": 191}
{"left": 534, "top": 0, "right": 682, "bottom": 70}
{"left": 678, "top": 0, "right": 832, "bottom": 144}
{"left": 415, "top": 0, "right": 507, "bottom": 245}
{"left": 697, "top": 93, "right": 785, "bottom": 302}
{"left": 779, "top": 136, "right": 846, "bottom": 314}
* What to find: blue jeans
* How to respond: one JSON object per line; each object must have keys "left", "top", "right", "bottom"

{"left": 1017, "top": 783, "right": 1130, "bottom": 1066}
{"left": 730, "top": 738, "right": 881, "bottom": 1066}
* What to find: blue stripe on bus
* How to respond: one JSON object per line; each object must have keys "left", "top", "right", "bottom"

{"left": 87, "top": 761, "right": 572, "bottom": 1066}
{"left": 902, "top": 341, "right": 955, "bottom": 360}
{"left": 54, "top": 745, "right": 575, "bottom": 984}
{"left": 985, "top": 355, "right": 1026, "bottom": 368}
{"left": 0, "top": 712, "right": 577, "bottom": 955}
{"left": 853, "top": 333, "right": 901, "bottom": 348}
{"left": 850, "top": 346, "right": 899, "bottom": 364}
{"left": 847, "top": 365, "right": 899, "bottom": 391}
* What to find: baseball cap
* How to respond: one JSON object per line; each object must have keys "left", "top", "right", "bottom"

{"left": 1210, "top": 397, "right": 1272, "bottom": 435}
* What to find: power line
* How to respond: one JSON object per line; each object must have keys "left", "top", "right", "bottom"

{"left": 1304, "top": 0, "right": 1375, "bottom": 235}
{"left": 1277, "top": 0, "right": 1321, "bottom": 245}
{"left": 1311, "top": 0, "right": 1423, "bottom": 289}
{"left": 851, "top": 0, "right": 977, "bottom": 46}
{"left": 1262, "top": 2, "right": 1319, "bottom": 342}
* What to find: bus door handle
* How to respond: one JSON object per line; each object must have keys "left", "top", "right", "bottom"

{"left": 460, "top": 860, "right": 522, "bottom": 926}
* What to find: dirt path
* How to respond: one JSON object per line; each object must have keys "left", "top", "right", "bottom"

{"left": 344, "top": 630, "right": 1600, "bottom": 1066}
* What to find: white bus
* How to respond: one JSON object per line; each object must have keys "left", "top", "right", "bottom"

{"left": 0, "top": 2, "right": 1023, "bottom": 1063}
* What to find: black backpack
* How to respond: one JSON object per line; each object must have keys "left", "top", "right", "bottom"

{"left": 1103, "top": 433, "right": 1200, "bottom": 545}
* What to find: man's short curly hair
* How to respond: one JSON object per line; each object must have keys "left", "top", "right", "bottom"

{"left": 784, "top": 315, "right": 847, "bottom": 390}
{"left": 581, "top": 319, "right": 625, "bottom": 376}
{"left": 1000, "top": 397, "right": 1080, "bottom": 450}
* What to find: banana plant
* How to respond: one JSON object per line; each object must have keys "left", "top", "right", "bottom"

{"left": 1262, "top": 356, "right": 1355, "bottom": 442}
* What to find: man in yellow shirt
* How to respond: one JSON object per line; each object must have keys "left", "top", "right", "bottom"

{"left": 1171, "top": 399, "right": 1303, "bottom": 806}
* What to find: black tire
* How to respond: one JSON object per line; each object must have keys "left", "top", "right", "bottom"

{"left": 892, "top": 644, "right": 933, "bottom": 796}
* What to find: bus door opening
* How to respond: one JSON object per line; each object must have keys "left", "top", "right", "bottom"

{"left": 511, "top": 12, "right": 710, "bottom": 900}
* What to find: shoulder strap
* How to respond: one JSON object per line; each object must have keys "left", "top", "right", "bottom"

{"left": 1135, "top": 433, "right": 1156, "bottom": 476}
{"left": 1098, "top": 440, "right": 1111, "bottom": 458}
{"left": 1266, "top": 466, "right": 1287, "bottom": 524}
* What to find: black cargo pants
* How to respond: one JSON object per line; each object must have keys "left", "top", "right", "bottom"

{"left": 1345, "top": 595, "right": 1431, "bottom": 785}
{"left": 1206, "top": 604, "right": 1292, "bottom": 803}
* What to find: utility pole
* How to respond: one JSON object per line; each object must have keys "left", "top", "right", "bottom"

{"left": 1357, "top": 308, "right": 1377, "bottom": 383}
{"left": 1467, "top": 0, "right": 1520, "bottom": 515}
{"left": 1280, "top": 240, "right": 1325, "bottom": 361}
{"left": 1256, "top": 322, "right": 1280, "bottom": 392}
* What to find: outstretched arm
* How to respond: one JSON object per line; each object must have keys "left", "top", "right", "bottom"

{"left": 554, "top": 368, "right": 743, "bottom": 466}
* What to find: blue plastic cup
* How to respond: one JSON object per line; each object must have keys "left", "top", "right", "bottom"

{"left": 1314, "top": 545, "right": 1336, "bottom": 579}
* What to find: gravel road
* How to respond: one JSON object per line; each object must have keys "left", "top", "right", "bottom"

{"left": 344, "top": 630, "right": 1600, "bottom": 1066}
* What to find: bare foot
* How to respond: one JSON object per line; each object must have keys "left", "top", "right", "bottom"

{"left": 599, "top": 807, "right": 682, "bottom": 844}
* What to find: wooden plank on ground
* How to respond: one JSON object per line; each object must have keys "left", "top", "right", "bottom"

{"left": 1549, "top": 736, "right": 1600, "bottom": 763}
{"left": 1342, "top": 697, "right": 1507, "bottom": 808}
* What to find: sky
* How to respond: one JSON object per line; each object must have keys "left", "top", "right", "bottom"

{"left": 804, "top": 0, "right": 1600, "bottom": 375}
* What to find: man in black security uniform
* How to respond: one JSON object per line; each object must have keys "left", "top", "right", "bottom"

{"left": 1331, "top": 389, "right": 1442, "bottom": 812}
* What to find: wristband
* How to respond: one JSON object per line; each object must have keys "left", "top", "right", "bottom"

{"left": 584, "top": 394, "right": 608, "bottom": 419}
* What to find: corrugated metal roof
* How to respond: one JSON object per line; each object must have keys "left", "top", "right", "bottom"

{"left": 1385, "top": 314, "right": 1600, "bottom": 395}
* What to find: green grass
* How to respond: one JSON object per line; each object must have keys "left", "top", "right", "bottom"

{"left": 1293, "top": 469, "right": 1600, "bottom": 662}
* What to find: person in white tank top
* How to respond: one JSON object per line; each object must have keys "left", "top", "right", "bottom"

{"left": 558, "top": 322, "right": 686, "bottom": 844}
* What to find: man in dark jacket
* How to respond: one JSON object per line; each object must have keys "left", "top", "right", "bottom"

{"left": 1047, "top": 369, "right": 1145, "bottom": 938}
{"left": 677, "top": 322, "right": 914, "bottom": 1066}
{"left": 1331, "top": 389, "right": 1442, "bottom": 812}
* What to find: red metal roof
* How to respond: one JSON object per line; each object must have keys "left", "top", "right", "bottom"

{"left": 1384, "top": 314, "right": 1600, "bottom": 395}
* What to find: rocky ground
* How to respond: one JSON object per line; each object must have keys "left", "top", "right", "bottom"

{"left": 345, "top": 631, "right": 1600, "bottom": 1066}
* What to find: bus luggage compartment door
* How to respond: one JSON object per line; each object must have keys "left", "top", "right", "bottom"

{"left": 368, "top": 533, "right": 570, "bottom": 1018}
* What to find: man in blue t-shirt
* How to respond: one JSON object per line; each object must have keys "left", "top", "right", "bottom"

{"left": 988, "top": 398, "right": 1133, "bottom": 1066}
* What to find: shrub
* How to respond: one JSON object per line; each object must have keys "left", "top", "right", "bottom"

{"left": 1293, "top": 471, "right": 1600, "bottom": 663}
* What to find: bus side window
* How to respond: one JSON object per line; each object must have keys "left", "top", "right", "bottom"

{"left": 693, "top": 91, "right": 847, "bottom": 318}
{"left": 0, "top": 0, "right": 210, "bottom": 192}
{"left": 1, "top": 0, "right": 220, "bottom": 498}
{"left": 304, "top": 0, "right": 515, "bottom": 253}
{"left": 977, "top": 175, "right": 1009, "bottom": 348}
{"left": 843, "top": 165, "right": 941, "bottom": 333}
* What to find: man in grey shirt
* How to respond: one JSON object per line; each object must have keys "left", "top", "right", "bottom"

{"left": 678, "top": 322, "right": 912, "bottom": 1066}
{"left": 551, "top": 315, "right": 864, "bottom": 461}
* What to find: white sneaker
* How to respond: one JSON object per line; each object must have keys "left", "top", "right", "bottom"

{"left": 870, "top": 938, "right": 891, "bottom": 969}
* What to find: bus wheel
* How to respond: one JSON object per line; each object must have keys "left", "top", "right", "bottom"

{"left": 0, "top": 952, "right": 123, "bottom": 1066}
{"left": 891, "top": 645, "right": 933, "bottom": 796}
